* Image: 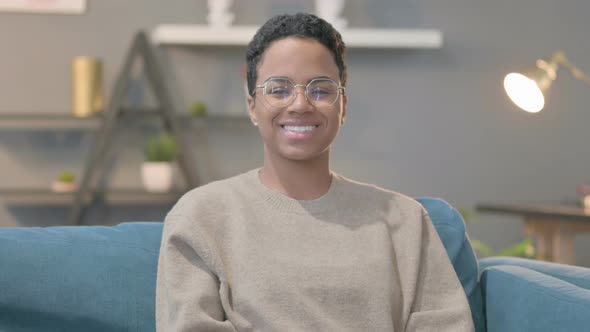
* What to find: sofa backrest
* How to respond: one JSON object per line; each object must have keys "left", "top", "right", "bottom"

{"left": 0, "top": 197, "right": 483, "bottom": 332}
{"left": 0, "top": 222, "right": 163, "bottom": 332}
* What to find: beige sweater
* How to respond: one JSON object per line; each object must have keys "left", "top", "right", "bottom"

{"left": 156, "top": 169, "right": 474, "bottom": 331}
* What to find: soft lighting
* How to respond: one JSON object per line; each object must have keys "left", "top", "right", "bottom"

{"left": 503, "top": 51, "right": 590, "bottom": 114}
{"left": 503, "top": 73, "right": 545, "bottom": 113}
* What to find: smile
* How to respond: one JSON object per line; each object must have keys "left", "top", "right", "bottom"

{"left": 281, "top": 125, "right": 319, "bottom": 132}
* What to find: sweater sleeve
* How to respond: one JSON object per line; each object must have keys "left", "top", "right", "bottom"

{"left": 405, "top": 209, "right": 475, "bottom": 332}
{"left": 156, "top": 214, "right": 237, "bottom": 332}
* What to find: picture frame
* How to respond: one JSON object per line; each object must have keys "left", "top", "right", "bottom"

{"left": 0, "top": 0, "right": 86, "bottom": 14}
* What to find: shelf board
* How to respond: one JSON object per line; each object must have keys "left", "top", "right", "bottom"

{"left": 151, "top": 24, "right": 443, "bottom": 49}
{"left": 0, "top": 188, "right": 184, "bottom": 206}
{"left": 0, "top": 112, "right": 101, "bottom": 130}
{"left": 0, "top": 111, "right": 250, "bottom": 130}
{"left": 105, "top": 189, "right": 184, "bottom": 205}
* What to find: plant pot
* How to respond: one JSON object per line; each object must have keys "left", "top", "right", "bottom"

{"left": 141, "top": 162, "right": 174, "bottom": 192}
{"left": 51, "top": 181, "right": 78, "bottom": 193}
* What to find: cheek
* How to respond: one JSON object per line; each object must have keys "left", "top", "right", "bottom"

{"left": 254, "top": 110, "right": 280, "bottom": 137}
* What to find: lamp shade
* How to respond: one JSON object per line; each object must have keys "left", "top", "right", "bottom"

{"left": 503, "top": 59, "right": 558, "bottom": 113}
{"left": 503, "top": 72, "right": 545, "bottom": 113}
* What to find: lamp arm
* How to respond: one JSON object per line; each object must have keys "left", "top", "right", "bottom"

{"left": 552, "top": 51, "right": 590, "bottom": 86}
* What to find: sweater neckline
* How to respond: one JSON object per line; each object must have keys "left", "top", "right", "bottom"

{"left": 242, "top": 168, "right": 341, "bottom": 215}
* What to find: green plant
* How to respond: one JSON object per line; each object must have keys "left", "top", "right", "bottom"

{"left": 459, "top": 208, "right": 536, "bottom": 259}
{"left": 470, "top": 238, "right": 535, "bottom": 258}
{"left": 144, "top": 133, "right": 179, "bottom": 162}
{"left": 189, "top": 101, "right": 208, "bottom": 117}
{"left": 57, "top": 171, "right": 76, "bottom": 183}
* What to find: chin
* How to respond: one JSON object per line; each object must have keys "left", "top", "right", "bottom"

{"left": 279, "top": 147, "right": 330, "bottom": 162}
{"left": 264, "top": 140, "right": 333, "bottom": 163}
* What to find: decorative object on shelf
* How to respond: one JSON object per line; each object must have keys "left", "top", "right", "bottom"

{"left": 207, "top": 0, "right": 234, "bottom": 28}
{"left": 142, "top": 133, "right": 179, "bottom": 193}
{"left": 69, "top": 31, "right": 201, "bottom": 226}
{"left": 315, "top": 0, "right": 348, "bottom": 30}
{"left": 71, "top": 56, "right": 103, "bottom": 117}
{"left": 189, "top": 101, "right": 208, "bottom": 117}
{"left": 503, "top": 51, "right": 590, "bottom": 113}
{"left": 576, "top": 184, "right": 590, "bottom": 208}
{"left": 0, "top": 0, "right": 86, "bottom": 14}
{"left": 51, "top": 171, "right": 78, "bottom": 193}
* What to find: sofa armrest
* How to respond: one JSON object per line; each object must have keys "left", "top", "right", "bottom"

{"left": 481, "top": 265, "right": 590, "bottom": 332}
{"left": 480, "top": 256, "right": 590, "bottom": 290}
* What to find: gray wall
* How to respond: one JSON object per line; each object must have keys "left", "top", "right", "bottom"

{"left": 2, "top": 1, "right": 590, "bottom": 266}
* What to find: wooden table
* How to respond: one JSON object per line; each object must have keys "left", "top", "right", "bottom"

{"left": 475, "top": 203, "right": 590, "bottom": 265}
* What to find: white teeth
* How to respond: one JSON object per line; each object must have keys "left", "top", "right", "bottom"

{"left": 283, "top": 125, "right": 315, "bottom": 132}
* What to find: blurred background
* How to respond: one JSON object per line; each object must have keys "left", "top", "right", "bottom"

{"left": 1, "top": 0, "right": 590, "bottom": 267}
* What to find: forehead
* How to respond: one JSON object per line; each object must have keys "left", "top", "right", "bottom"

{"left": 257, "top": 37, "right": 340, "bottom": 83}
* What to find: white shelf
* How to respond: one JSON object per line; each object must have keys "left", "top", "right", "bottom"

{"left": 0, "top": 112, "right": 250, "bottom": 130}
{"left": 0, "top": 189, "right": 183, "bottom": 206}
{"left": 151, "top": 24, "right": 443, "bottom": 49}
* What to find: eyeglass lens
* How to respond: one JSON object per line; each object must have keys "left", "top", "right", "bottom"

{"left": 263, "top": 78, "right": 340, "bottom": 107}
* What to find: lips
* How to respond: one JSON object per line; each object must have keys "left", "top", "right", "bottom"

{"left": 281, "top": 125, "right": 318, "bottom": 132}
{"left": 279, "top": 121, "right": 321, "bottom": 129}
{"left": 279, "top": 123, "right": 320, "bottom": 140}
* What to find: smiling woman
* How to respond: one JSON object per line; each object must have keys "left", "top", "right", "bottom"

{"left": 246, "top": 36, "right": 346, "bottom": 179}
{"left": 156, "top": 12, "right": 475, "bottom": 332}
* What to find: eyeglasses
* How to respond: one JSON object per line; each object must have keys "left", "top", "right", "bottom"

{"left": 253, "top": 77, "right": 345, "bottom": 108}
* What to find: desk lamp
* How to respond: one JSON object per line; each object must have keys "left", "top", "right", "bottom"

{"left": 503, "top": 51, "right": 590, "bottom": 113}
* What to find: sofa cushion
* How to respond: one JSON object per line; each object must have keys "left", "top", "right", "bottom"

{"left": 480, "top": 256, "right": 590, "bottom": 290}
{"left": 481, "top": 265, "right": 590, "bottom": 332}
{"left": 417, "top": 197, "right": 485, "bottom": 332}
{"left": 0, "top": 222, "right": 162, "bottom": 332}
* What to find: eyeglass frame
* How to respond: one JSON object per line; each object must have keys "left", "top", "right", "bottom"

{"left": 251, "top": 77, "right": 346, "bottom": 107}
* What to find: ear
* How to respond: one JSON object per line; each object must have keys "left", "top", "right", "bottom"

{"left": 340, "top": 94, "right": 347, "bottom": 125}
{"left": 247, "top": 95, "right": 258, "bottom": 126}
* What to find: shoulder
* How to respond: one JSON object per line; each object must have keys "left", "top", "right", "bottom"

{"left": 163, "top": 169, "right": 256, "bottom": 230}
{"left": 172, "top": 170, "right": 252, "bottom": 212}
{"left": 334, "top": 173, "right": 425, "bottom": 217}
{"left": 160, "top": 170, "right": 258, "bottom": 259}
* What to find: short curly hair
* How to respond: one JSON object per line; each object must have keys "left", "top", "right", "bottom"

{"left": 245, "top": 13, "right": 347, "bottom": 97}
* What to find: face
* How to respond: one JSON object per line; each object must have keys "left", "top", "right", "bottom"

{"left": 247, "top": 37, "right": 347, "bottom": 164}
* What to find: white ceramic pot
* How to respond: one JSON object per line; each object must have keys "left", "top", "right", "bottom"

{"left": 51, "top": 181, "right": 78, "bottom": 193}
{"left": 315, "top": 0, "right": 348, "bottom": 30}
{"left": 207, "top": 0, "right": 235, "bottom": 28}
{"left": 141, "top": 162, "right": 174, "bottom": 192}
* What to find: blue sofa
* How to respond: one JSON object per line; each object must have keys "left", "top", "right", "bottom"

{"left": 1, "top": 197, "right": 589, "bottom": 332}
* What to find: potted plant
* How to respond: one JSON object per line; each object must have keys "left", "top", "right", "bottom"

{"left": 51, "top": 171, "right": 78, "bottom": 193}
{"left": 459, "top": 208, "right": 536, "bottom": 259}
{"left": 141, "top": 133, "right": 179, "bottom": 192}
{"left": 189, "top": 101, "right": 208, "bottom": 117}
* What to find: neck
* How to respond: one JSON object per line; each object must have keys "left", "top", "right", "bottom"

{"left": 259, "top": 153, "right": 332, "bottom": 200}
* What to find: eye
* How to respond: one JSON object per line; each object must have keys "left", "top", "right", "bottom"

{"left": 268, "top": 86, "right": 290, "bottom": 96}
{"left": 309, "top": 87, "right": 331, "bottom": 95}
{"left": 308, "top": 86, "right": 336, "bottom": 101}
{"left": 264, "top": 79, "right": 293, "bottom": 98}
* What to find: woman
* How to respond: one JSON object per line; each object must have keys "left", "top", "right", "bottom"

{"left": 156, "top": 13, "right": 474, "bottom": 331}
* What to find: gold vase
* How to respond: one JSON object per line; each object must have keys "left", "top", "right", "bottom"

{"left": 71, "top": 56, "right": 103, "bottom": 117}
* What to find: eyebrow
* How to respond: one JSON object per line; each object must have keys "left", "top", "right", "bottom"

{"left": 265, "top": 76, "right": 335, "bottom": 83}
{"left": 265, "top": 76, "right": 290, "bottom": 81}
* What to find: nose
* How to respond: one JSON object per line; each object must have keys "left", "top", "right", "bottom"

{"left": 288, "top": 85, "right": 312, "bottom": 112}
